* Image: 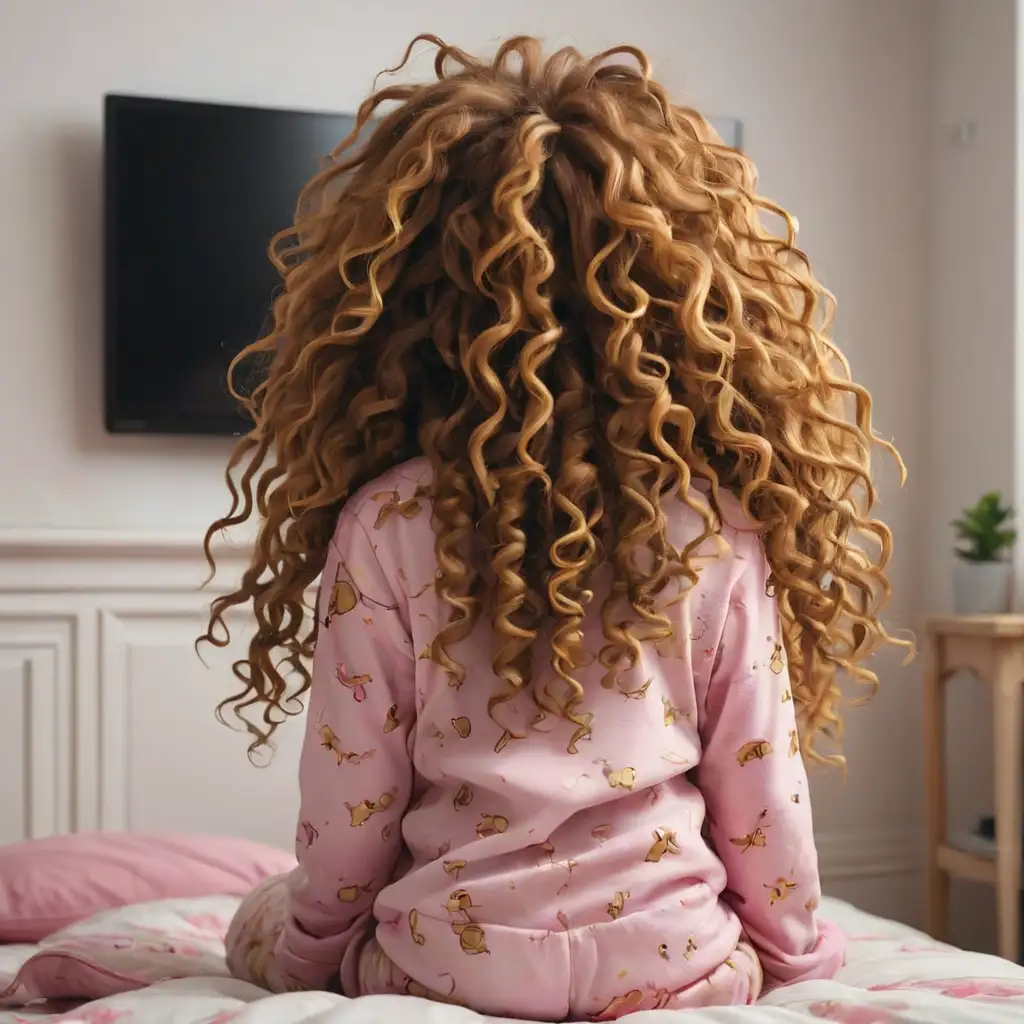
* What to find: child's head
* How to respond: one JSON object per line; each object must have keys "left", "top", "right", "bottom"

{"left": 203, "top": 35, "right": 905, "bottom": 762}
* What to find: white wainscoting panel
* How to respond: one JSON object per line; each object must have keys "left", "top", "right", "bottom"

{"left": 0, "top": 528, "right": 924, "bottom": 923}
{"left": 98, "top": 602, "right": 303, "bottom": 847}
{"left": 0, "top": 614, "right": 74, "bottom": 843}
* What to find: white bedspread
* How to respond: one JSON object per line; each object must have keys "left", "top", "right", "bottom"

{"left": 2, "top": 896, "right": 1023, "bottom": 1023}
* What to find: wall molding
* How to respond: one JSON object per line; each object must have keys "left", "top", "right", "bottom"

{"left": 0, "top": 528, "right": 252, "bottom": 559}
{"left": 0, "top": 528, "right": 254, "bottom": 594}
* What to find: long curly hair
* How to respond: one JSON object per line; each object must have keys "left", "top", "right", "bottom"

{"left": 200, "top": 34, "right": 908, "bottom": 765}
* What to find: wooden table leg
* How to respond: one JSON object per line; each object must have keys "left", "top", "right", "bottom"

{"left": 993, "top": 649, "right": 1022, "bottom": 962}
{"left": 923, "top": 635, "right": 949, "bottom": 941}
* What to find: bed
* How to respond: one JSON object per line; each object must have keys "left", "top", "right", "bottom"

{"left": 2, "top": 895, "right": 1023, "bottom": 1024}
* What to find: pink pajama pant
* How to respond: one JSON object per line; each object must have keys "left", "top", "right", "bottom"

{"left": 227, "top": 875, "right": 764, "bottom": 1018}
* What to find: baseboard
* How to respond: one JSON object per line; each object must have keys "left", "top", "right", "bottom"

{"left": 817, "top": 829, "right": 923, "bottom": 881}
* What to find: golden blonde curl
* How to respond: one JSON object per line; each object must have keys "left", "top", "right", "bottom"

{"left": 200, "top": 34, "right": 908, "bottom": 763}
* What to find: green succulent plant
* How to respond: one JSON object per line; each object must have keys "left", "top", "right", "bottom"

{"left": 952, "top": 491, "right": 1016, "bottom": 563}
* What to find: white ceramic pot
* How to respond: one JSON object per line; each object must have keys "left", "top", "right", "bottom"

{"left": 952, "top": 559, "right": 1013, "bottom": 615}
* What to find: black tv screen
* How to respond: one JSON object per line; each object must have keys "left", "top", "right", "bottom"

{"left": 104, "top": 95, "right": 356, "bottom": 435}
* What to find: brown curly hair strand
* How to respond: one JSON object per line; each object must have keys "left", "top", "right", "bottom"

{"left": 199, "top": 34, "right": 908, "bottom": 765}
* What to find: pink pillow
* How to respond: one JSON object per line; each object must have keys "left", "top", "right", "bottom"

{"left": 0, "top": 832, "right": 295, "bottom": 942}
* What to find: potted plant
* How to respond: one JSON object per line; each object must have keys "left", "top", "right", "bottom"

{"left": 952, "top": 491, "right": 1016, "bottom": 615}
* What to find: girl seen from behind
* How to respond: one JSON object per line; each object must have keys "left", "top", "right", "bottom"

{"left": 202, "top": 34, "right": 905, "bottom": 1020}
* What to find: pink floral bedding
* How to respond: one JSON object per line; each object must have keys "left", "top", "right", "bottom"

{"left": 1, "top": 896, "right": 1023, "bottom": 1023}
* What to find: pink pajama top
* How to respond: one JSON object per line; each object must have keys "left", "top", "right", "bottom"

{"left": 272, "top": 457, "right": 844, "bottom": 1018}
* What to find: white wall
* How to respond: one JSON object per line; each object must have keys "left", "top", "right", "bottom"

{"left": 0, "top": 0, "right": 933, "bottom": 921}
{"left": 924, "top": 1, "right": 1018, "bottom": 615}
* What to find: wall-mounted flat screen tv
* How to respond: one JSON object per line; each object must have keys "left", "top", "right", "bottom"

{"left": 104, "top": 94, "right": 356, "bottom": 435}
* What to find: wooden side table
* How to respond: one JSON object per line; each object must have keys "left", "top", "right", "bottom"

{"left": 924, "top": 615, "right": 1024, "bottom": 962}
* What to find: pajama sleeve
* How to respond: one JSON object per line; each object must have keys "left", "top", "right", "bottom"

{"left": 273, "top": 509, "right": 416, "bottom": 994}
{"left": 697, "top": 531, "right": 845, "bottom": 990}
